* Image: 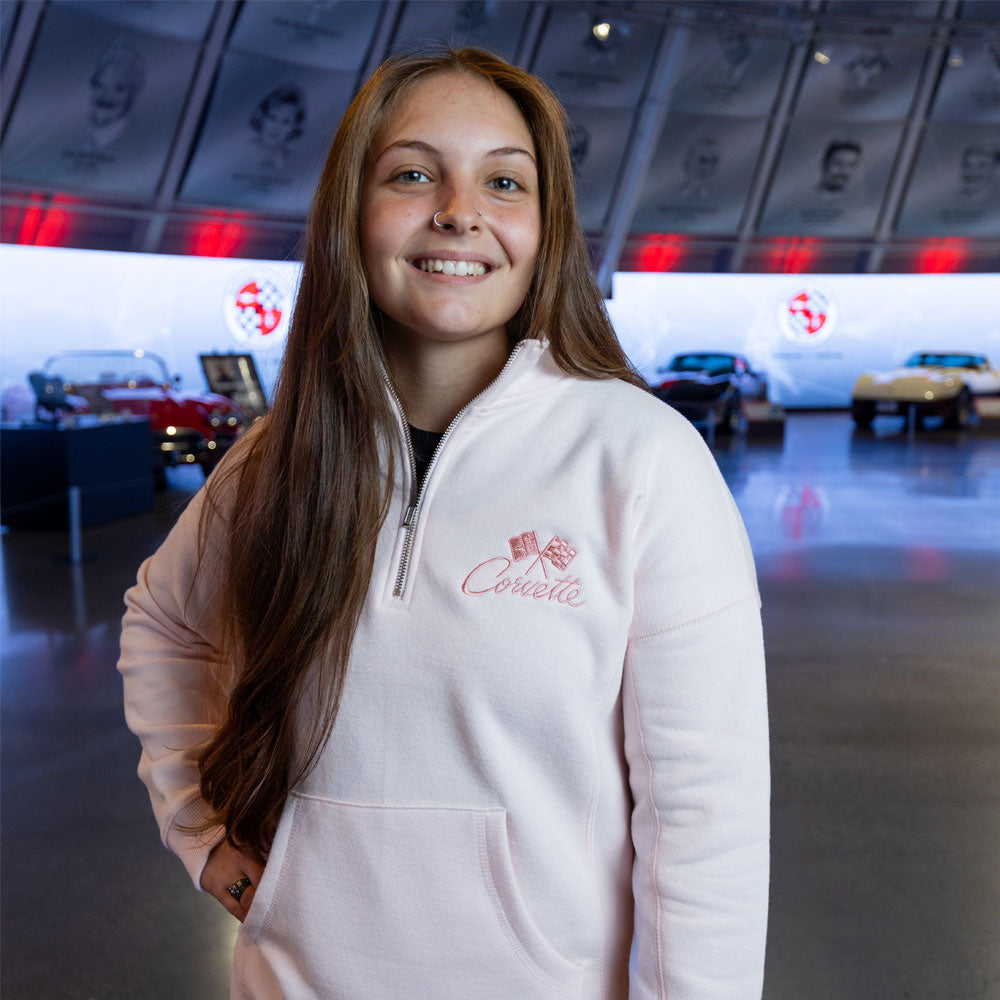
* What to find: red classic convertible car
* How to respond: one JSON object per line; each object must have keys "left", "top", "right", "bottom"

{"left": 21, "top": 349, "right": 248, "bottom": 477}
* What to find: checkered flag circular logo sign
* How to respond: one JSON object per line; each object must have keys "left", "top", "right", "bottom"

{"left": 778, "top": 286, "right": 837, "bottom": 348}
{"left": 222, "top": 270, "right": 291, "bottom": 348}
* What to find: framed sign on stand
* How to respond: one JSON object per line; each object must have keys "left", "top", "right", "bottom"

{"left": 199, "top": 353, "right": 268, "bottom": 420}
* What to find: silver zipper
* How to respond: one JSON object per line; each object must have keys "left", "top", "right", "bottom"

{"left": 382, "top": 341, "right": 529, "bottom": 599}
{"left": 381, "top": 372, "right": 419, "bottom": 503}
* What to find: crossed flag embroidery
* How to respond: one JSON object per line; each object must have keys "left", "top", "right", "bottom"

{"left": 508, "top": 530, "right": 577, "bottom": 573}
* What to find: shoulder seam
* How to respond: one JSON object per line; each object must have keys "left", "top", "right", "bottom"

{"left": 630, "top": 591, "right": 760, "bottom": 644}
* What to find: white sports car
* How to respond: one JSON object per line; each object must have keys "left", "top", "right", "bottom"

{"left": 851, "top": 352, "right": 1000, "bottom": 429}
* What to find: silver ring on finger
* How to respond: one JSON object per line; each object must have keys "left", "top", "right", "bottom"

{"left": 228, "top": 876, "right": 253, "bottom": 903}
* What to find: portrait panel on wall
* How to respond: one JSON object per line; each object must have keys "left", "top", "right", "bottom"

{"left": 824, "top": 0, "right": 940, "bottom": 16}
{"left": 391, "top": 0, "right": 530, "bottom": 61}
{"left": 62, "top": 0, "right": 216, "bottom": 41}
{"left": 1, "top": 5, "right": 199, "bottom": 198}
{"left": 562, "top": 103, "right": 635, "bottom": 233}
{"left": 229, "top": 1, "right": 384, "bottom": 72}
{"left": 932, "top": 37, "right": 1000, "bottom": 123}
{"left": 179, "top": 52, "right": 355, "bottom": 216}
{"left": 759, "top": 120, "right": 903, "bottom": 236}
{"left": 668, "top": 23, "right": 789, "bottom": 118}
{"left": 896, "top": 122, "right": 1000, "bottom": 235}
{"left": 796, "top": 31, "right": 926, "bottom": 121}
{"left": 531, "top": 7, "right": 659, "bottom": 109}
{"left": 631, "top": 114, "right": 764, "bottom": 234}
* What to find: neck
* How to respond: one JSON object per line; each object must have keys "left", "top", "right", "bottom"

{"left": 385, "top": 328, "right": 512, "bottom": 432}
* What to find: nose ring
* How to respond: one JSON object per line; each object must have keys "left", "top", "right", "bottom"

{"left": 433, "top": 211, "right": 484, "bottom": 229}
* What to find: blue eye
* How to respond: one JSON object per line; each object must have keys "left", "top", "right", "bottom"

{"left": 395, "top": 169, "right": 429, "bottom": 183}
{"left": 489, "top": 176, "right": 521, "bottom": 192}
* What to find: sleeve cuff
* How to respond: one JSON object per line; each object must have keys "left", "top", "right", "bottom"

{"left": 164, "top": 795, "right": 227, "bottom": 890}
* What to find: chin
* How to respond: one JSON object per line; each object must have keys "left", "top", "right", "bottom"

{"left": 405, "top": 312, "right": 505, "bottom": 343}
{"left": 389, "top": 319, "right": 507, "bottom": 348}
{"left": 422, "top": 327, "right": 502, "bottom": 345}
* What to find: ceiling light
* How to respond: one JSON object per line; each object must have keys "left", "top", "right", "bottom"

{"left": 813, "top": 50, "right": 830, "bottom": 65}
{"left": 592, "top": 22, "right": 611, "bottom": 42}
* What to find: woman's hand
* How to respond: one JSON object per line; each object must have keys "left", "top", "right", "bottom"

{"left": 200, "top": 839, "right": 266, "bottom": 922}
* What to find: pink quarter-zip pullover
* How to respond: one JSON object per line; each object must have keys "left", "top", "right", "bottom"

{"left": 119, "top": 339, "right": 769, "bottom": 1000}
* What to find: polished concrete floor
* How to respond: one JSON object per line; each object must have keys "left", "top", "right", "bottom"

{"left": 2, "top": 412, "right": 999, "bottom": 1000}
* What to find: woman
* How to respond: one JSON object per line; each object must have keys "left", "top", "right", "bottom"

{"left": 119, "top": 48, "right": 769, "bottom": 999}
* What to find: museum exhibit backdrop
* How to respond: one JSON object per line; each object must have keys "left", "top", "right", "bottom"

{"left": 606, "top": 271, "right": 1000, "bottom": 406}
{"left": 1, "top": 245, "right": 998, "bottom": 410}
{"left": 0, "top": 246, "right": 298, "bottom": 412}
{"left": 530, "top": 6, "right": 659, "bottom": 232}
{"left": 632, "top": 16, "right": 786, "bottom": 236}
{"left": 1, "top": 3, "right": 201, "bottom": 198}
{"left": 179, "top": 1, "right": 382, "bottom": 214}
{"left": 1, "top": 1, "right": 997, "bottom": 254}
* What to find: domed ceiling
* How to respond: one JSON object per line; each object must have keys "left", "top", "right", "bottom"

{"left": 2, "top": 0, "right": 998, "bottom": 280}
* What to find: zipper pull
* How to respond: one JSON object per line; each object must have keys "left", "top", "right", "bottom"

{"left": 403, "top": 505, "right": 418, "bottom": 528}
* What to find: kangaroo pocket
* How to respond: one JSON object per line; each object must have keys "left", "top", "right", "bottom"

{"left": 240, "top": 794, "right": 583, "bottom": 1000}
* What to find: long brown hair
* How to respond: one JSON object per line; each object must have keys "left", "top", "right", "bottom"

{"left": 195, "top": 48, "right": 643, "bottom": 857}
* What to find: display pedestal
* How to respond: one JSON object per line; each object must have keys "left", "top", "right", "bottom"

{"left": 1, "top": 419, "right": 153, "bottom": 529}
{"left": 744, "top": 400, "right": 787, "bottom": 440}
{"left": 974, "top": 397, "right": 1000, "bottom": 434}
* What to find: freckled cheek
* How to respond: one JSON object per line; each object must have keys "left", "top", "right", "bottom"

{"left": 361, "top": 200, "right": 426, "bottom": 265}
{"left": 510, "top": 204, "right": 541, "bottom": 264}
{"left": 512, "top": 224, "right": 542, "bottom": 272}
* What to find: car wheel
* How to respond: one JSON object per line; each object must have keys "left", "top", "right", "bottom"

{"left": 851, "top": 400, "right": 875, "bottom": 430}
{"left": 946, "top": 388, "right": 972, "bottom": 429}
{"left": 726, "top": 393, "right": 746, "bottom": 434}
{"left": 901, "top": 404, "right": 928, "bottom": 432}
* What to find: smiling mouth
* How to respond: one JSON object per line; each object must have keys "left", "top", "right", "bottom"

{"left": 413, "top": 258, "right": 489, "bottom": 276}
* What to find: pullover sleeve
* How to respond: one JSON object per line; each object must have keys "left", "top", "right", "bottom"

{"left": 624, "top": 417, "right": 770, "bottom": 999}
{"left": 117, "top": 484, "right": 231, "bottom": 888}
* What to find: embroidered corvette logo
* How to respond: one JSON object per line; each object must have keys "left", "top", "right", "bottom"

{"left": 461, "top": 530, "right": 585, "bottom": 607}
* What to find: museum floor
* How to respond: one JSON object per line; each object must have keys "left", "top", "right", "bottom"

{"left": 2, "top": 411, "right": 999, "bottom": 1000}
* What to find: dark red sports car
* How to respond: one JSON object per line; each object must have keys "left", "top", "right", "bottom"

{"left": 37, "top": 349, "right": 248, "bottom": 476}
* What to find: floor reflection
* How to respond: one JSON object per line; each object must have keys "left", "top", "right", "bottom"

{"left": 715, "top": 413, "right": 1000, "bottom": 559}
{"left": 2, "top": 417, "right": 998, "bottom": 1000}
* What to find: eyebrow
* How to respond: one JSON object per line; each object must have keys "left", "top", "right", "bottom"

{"left": 375, "top": 139, "right": 536, "bottom": 166}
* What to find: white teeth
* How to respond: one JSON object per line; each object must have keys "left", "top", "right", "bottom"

{"left": 417, "top": 259, "right": 487, "bottom": 275}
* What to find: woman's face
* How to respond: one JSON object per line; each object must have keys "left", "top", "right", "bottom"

{"left": 261, "top": 100, "right": 299, "bottom": 147}
{"left": 360, "top": 72, "right": 541, "bottom": 351}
